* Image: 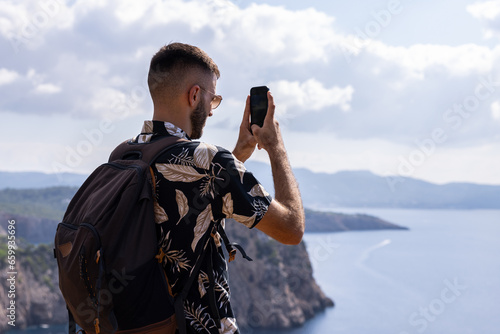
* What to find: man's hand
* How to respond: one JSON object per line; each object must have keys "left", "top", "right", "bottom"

{"left": 249, "top": 91, "right": 305, "bottom": 245}
{"left": 233, "top": 90, "right": 304, "bottom": 245}
{"left": 232, "top": 96, "right": 258, "bottom": 163}
{"left": 251, "top": 91, "right": 284, "bottom": 154}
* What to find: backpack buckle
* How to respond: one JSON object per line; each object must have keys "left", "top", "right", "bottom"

{"left": 94, "top": 318, "right": 100, "bottom": 334}
{"left": 228, "top": 248, "right": 237, "bottom": 263}
{"left": 156, "top": 248, "right": 166, "bottom": 263}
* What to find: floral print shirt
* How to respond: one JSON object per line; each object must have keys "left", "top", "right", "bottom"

{"left": 136, "top": 120, "right": 272, "bottom": 333}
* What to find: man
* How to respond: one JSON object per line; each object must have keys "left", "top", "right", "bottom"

{"left": 140, "top": 42, "right": 304, "bottom": 333}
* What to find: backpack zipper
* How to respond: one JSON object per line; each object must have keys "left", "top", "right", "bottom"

{"left": 104, "top": 162, "right": 145, "bottom": 188}
{"left": 59, "top": 222, "right": 102, "bottom": 249}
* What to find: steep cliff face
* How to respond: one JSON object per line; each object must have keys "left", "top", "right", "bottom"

{"left": 0, "top": 239, "right": 66, "bottom": 332}
{"left": 0, "top": 221, "right": 333, "bottom": 332}
{"left": 0, "top": 187, "right": 407, "bottom": 332}
{"left": 225, "top": 220, "right": 334, "bottom": 331}
{"left": 0, "top": 212, "right": 59, "bottom": 243}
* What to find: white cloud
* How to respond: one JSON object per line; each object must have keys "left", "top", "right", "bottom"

{"left": 220, "top": 4, "right": 339, "bottom": 64}
{"left": 491, "top": 100, "right": 500, "bottom": 120}
{"left": 270, "top": 79, "right": 354, "bottom": 116}
{"left": 0, "top": 0, "right": 74, "bottom": 52}
{"left": 52, "top": 0, "right": 342, "bottom": 66}
{"left": 467, "top": 1, "right": 500, "bottom": 39}
{"left": 114, "top": 0, "right": 154, "bottom": 24}
{"left": 0, "top": 0, "right": 345, "bottom": 120}
{"left": 366, "top": 42, "right": 495, "bottom": 78}
{"left": 141, "top": 0, "right": 341, "bottom": 65}
{"left": 467, "top": 1, "right": 500, "bottom": 21}
{"left": 34, "top": 83, "right": 61, "bottom": 94}
{"left": 1, "top": 0, "right": 500, "bottom": 184}
{"left": 85, "top": 87, "right": 148, "bottom": 120}
{"left": 0, "top": 68, "right": 19, "bottom": 85}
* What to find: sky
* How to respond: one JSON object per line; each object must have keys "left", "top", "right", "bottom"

{"left": 1, "top": 0, "right": 500, "bottom": 185}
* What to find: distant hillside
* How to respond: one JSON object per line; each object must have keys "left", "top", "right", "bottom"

{"left": 0, "top": 171, "right": 87, "bottom": 189}
{"left": 0, "top": 187, "right": 405, "bottom": 244}
{"left": 3, "top": 163, "right": 496, "bottom": 209}
{"left": 305, "top": 209, "right": 407, "bottom": 233}
{"left": 244, "top": 162, "right": 500, "bottom": 209}
{"left": 0, "top": 187, "right": 77, "bottom": 221}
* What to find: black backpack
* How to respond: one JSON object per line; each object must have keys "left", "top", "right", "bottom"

{"left": 54, "top": 136, "right": 238, "bottom": 334}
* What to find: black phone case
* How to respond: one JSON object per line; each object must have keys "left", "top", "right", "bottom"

{"left": 250, "top": 86, "right": 269, "bottom": 127}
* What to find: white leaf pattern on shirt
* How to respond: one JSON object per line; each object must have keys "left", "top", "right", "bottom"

{"left": 220, "top": 318, "right": 238, "bottom": 334}
{"left": 194, "top": 142, "right": 218, "bottom": 170}
{"left": 140, "top": 121, "right": 273, "bottom": 334}
{"left": 170, "top": 147, "right": 195, "bottom": 166}
{"left": 156, "top": 164, "right": 205, "bottom": 183}
{"left": 222, "top": 193, "right": 234, "bottom": 218}
{"left": 153, "top": 200, "right": 168, "bottom": 224}
{"left": 232, "top": 213, "right": 257, "bottom": 228}
{"left": 199, "top": 162, "right": 225, "bottom": 198}
{"left": 232, "top": 157, "right": 246, "bottom": 184}
{"left": 191, "top": 204, "right": 213, "bottom": 252}
{"left": 198, "top": 271, "right": 209, "bottom": 298}
{"left": 214, "top": 272, "right": 230, "bottom": 310}
{"left": 252, "top": 199, "right": 269, "bottom": 221}
{"left": 162, "top": 232, "right": 192, "bottom": 274}
{"left": 164, "top": 122, "right": 188, "bottom": 139}
{"left": 143, "top": 121, "right": 153, "bottom": 133}
{"left": 185, "top": 302, "right": 216, "bottom": 333}
{"left": 247, "top": 184, "right": 270, "bottom": 198}
{"left": 175, "top": 189, "right": 189, "bottom": 225}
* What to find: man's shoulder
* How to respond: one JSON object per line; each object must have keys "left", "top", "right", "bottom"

{"left": 154, "top": 140, "right": 235, "bottom": 166}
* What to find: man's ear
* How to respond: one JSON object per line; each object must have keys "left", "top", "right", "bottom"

{"left": 188, "top": 85, "right": 201, "bottom": 108}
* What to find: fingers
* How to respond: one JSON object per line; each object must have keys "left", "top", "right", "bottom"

{"left": 263, "top": 91, "right": 276, "bottom": 125}
{"left": 249, "top": 90, "right": 278, "bottom": 153}
{"left": 251, "top": 123, "right": 259, "bottom": 134}
{"left": 241, "top": 95, "right": 251, "bottom": 128}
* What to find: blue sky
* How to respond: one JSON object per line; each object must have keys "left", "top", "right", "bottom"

{"left": 1, "top": 0, "right": 500, "bottom": 185}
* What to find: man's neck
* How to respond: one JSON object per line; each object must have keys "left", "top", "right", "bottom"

{"left": 152, "top": 110, "right": 191, "bottom": 137}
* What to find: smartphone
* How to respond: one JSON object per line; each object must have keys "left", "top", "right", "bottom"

{"left": 250, "top": 86, "right": 269, "bottom": 127}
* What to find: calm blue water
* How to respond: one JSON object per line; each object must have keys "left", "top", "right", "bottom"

{"left": 5, "top": 324, "right": 67, "bottom": 334}
{"left": 255, "top": 208, "right": 500, "bottom": 334}
{"left": 8, "top": 209, "right": 500, "bottom": 334}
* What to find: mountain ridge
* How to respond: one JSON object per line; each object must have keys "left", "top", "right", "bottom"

{"left": 245, "top": 162, "right": 500, "bottom": 209}
{"left": 2, "top": 163, "right": 498, "bottom": 209}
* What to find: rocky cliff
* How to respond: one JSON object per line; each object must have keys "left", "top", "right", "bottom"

{"left": 0, "top": 235, "right": 66, "bottom": 332}
{"left": 0, "top": 186, "right": 407, "bottom": 332}
{"left": 225, "top": 220, "right": 333, "bottom": 331}
{"left": 0, "top": 215, "right": 333, "bottom": 332}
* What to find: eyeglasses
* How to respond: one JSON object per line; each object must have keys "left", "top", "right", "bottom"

{"left": 198, "top": 86, "right": 223, "bottom": 110}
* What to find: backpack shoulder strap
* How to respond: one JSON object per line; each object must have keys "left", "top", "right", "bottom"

{"left": 109, "top": 136, "right": 188, "bottom": 164}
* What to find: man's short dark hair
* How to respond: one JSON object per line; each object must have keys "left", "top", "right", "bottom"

{"left": 148, "top": 43, "right": 220, "bottom": 98}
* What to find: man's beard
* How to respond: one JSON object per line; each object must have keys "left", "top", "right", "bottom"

{"left": 190, "top": 99, "right": 208, "bottom": 139}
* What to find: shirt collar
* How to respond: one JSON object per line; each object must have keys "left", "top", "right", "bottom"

{"left": 137, "top": 120, "right": 190, "bottom": 143}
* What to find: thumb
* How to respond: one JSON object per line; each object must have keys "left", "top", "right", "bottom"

{"left": 262, "top": 91, "right": 275, "bottom": 125}
{"left": 242, "top": 95, "right": 251, "bottom": 128}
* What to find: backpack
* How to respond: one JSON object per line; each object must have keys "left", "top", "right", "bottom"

{"left": 54, "top": 136, "right": 236, "bottom": 334}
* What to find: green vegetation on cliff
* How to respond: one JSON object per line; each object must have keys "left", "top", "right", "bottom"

{"left": 0, "top": 187, "right": 407, "bottom": 246}
{"left": 0, "top": 187, "right": 77, "bottom": 221}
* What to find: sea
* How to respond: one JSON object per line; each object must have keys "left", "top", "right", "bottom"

{"left": 7, "top": 208, "right": 500, "bottom": 334}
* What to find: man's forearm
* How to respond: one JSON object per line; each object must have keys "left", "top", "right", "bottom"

{"left": 248, "top": 91, "right": 305, "bottom": 244}
{"left": 268, "top": 144, "right": 304, "bottom": 229}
